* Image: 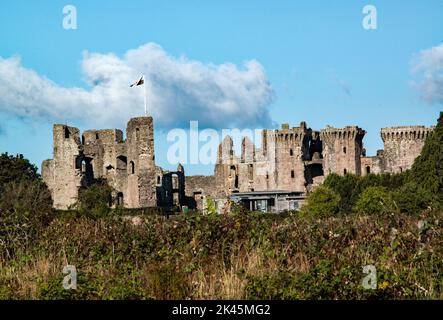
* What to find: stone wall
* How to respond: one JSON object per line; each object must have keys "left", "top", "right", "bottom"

{"left": 381, "top": 126, "right": 434, "bottom": 173}
{"left": 185, "top": 175, "right": 218, "bottom": 210}
{"left": 274, "top": 122, "right": 311, "bottom": 192}
{"left": 320, "top": 126, "right": 366, "bottom": 176}
{"left": 43, "top": 125, "right": 83, "bottom": 209}
{"left": 42, "top": 116, "right": 187, "bottom": 210}
{"left": 204, "top": 122, "right": 433, "bottom": 204}
{"left": 43, "top": 116, "right": 434, "bottom": 212}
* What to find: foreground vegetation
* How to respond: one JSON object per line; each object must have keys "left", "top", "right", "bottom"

{"left": 0, "top": 112, "right": 442, "bottom": 299}
{"left": 1, "top": 208, "right": 443, "bottom": 300}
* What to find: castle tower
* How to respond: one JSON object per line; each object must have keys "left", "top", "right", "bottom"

{"left": 380, "top": 126, "right": 433, "bottom": 173}
{"left": 320, "top": 126, "right": 366, "bottom": 176}
{"left": 214, "top": 136, "right": 238, "bottom": 195}
{"left": 239, "top": 137, "right": 256, "bottom": 192}
{"left": 125, "top": 116, "right": 157, "bottom": 208}
{"left": 274, "top": 122, "right": 311, "bottom": 192}
{"left": 42, "top": 124, "right": 83, "bottom": 209}
{"left": 81, "top": 128, "right": 125, "bottom": 194}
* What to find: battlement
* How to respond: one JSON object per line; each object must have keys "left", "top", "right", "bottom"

{"left": 320, "top": 126, "right": 366, "bottom": 140}
{"left": 127, "top": 116, "right": 153, "bottom": 129}
{"left": 381, "top": 126, "right": 434, "bottom": 141}
{"left": 82, "top": 129, "right": 124, "bottom": 145}
{"left": 53, "top": 124, "right": 81, "bottom": 143}
{"left": 274, "top": 121, "right": 310, "bottom": 142}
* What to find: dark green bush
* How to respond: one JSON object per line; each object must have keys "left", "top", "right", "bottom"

{"left": 302, "top": 186, "right": 340, "bottom": 218}
{"left": 74, "top": 180, "right": 113, "bottom": 219}
{"left": 408, "top": 112, "right": 443, "bottom": 208}
{"left": 323, "top": 173, "right": 360, "bottom": 214}
{"left": 0, "top": 180, "right": 53, "bottom": 258}
{"left": 0, "top": 153, "right": 40, "bottom": 193}
{"left": 353, "top": 186, "right": 395, "bottom": 215}
{"left": 391, "top": 182, "right": 433, "bottom": 214}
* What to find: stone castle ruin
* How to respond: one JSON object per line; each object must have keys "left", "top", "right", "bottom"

{"left": 42, "top": 117, "right": 194, "bottom": 210}
{"left": 42, "top": 117, "right": 433, "bottom": 212}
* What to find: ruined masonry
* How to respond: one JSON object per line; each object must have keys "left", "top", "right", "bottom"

{"left": 42, "top": 117, "right": 193, "bottom": 210}
{"left": 42, "top": 117, "right": 433, "bottom": 212}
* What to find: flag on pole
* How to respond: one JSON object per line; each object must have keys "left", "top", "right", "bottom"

{"left": 130, "top": 76, "right": 144, "bottom": 87}
{"left": 130, "top": 75, "right": 148, "bottom": 116}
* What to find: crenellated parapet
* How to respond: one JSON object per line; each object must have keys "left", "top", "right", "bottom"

{"left": 380, "top": 125, "right": 434, "bottom": 174}
{"left": 320, "top": 125, "right": 366, "bottom": 176}
{"left": 274, "top": 121, "right": 310, "bottom": 143}
{"left": 381, "top": 126, "right": 434, "bottom": 142}
{"left": 320, "top": 126, "right": 366, "bottom": 147}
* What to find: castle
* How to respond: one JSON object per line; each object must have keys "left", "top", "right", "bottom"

{"left": 42, "top": 117, "right": 194, "bottom": 210}
{"left": 42, "top": 117, "right": 434, "bottom": 212}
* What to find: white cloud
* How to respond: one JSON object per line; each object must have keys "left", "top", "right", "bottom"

{"left": 411, "top": 43, "right": 443, "bottom": 104}
{"left": 0, "top": 43, "right": 275, "bottom": 130}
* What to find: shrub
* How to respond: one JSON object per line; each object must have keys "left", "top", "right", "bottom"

{"left": 353, "top": 186, "right": 395, "bottom": 215}
{"left": 205, "top": 196, "right": 217, "bottom": 215}
{"left": 73, "top": 180, "right": 113, "bottom": 219}
{"left": 245, "top": 273, "right": 300, "bottom": 299}
{"left": 357, "top": 172, "right": 407, "bottom": 192}
{"left": 323, "top": 173, "right": 359, "bottom": 214}
{"left": 0, "top": 153, "right": 40, "bottom": 193}
{"left": 302, "top": 186, "right": 340, "bottom": 218}
{"left": 408, "top": 112, "right": 443, "bottom": 208}
{"left": 391, "top": 182, "right": 433, "bottom": 214}
{"left": 0, "top": 179, "right": 53, "bottom": 256}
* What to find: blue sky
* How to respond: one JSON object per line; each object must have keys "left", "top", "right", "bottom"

{"left": 0, "top": 0, "right": 442, "bottom": 175}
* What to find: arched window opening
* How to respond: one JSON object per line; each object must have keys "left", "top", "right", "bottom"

{"left": 291, "top": 170, "right": 295, "bottom": 178}
{"left": 344, "top": 168, "right": 347, "bottom": 175}
{"left": 230, "top": 165, "right": 236, "bottom": 178}
{"left": 64, "top": 127, "right": 70, "bottom": 139}
{"left": 343, "top": 147, "right": 347, "bottom": 154}
{"left": 290, "top": 149, "right": 294, "bottom": 156}
{"left": 130, "top": 161, "right": 135, "bottom": 174}
{"left": 117, "top": 192, "right": 124, "bottom": 206}
{"left": 366, "top": 166, "right": 371, "bottom": 174}
{"left": 172, "top": 174, "right": 179, "bottom": 189}
{"left": 81, "top": 160, "right": 87, "bottom": 173}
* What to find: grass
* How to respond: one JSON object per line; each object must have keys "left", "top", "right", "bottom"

{"left": 1, "top": 210, "right": 443, "bottom": 299}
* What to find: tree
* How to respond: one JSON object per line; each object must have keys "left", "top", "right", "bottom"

{"left": 74, "top": 179, "right": 113, "bottom": 218}
{"left": 0, "top": 180, "right": 53, "bottom": 237}
{"left": 302, "top": 186, "right": 340, "bottom": 218}
{"left": 408, "top": 112, "right": 443, "bottom": 208}
{"left": 0, "top": 153, "right": 40, "bottom": 193}
{"left": 0, "top": 154, "right": 53, "bottom": 257}
{"left": 391, "top": 182, "right": 432, "bottom": 214}
{"left": 323, "top": 173, "right": 359, "bottom": 214}
{"left": 354, "top": 186, "right": 395, "bottom": 215}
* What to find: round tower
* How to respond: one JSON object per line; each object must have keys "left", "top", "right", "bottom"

{"left": 380, "top": 126, "right": 433, "bottom": 173}
{"left": 320, "top": 126, "right": 366, "bottom": 176}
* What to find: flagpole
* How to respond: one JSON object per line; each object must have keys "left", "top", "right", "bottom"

{"left": 143, "top": 74, "right": 147, "bottom": 116}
